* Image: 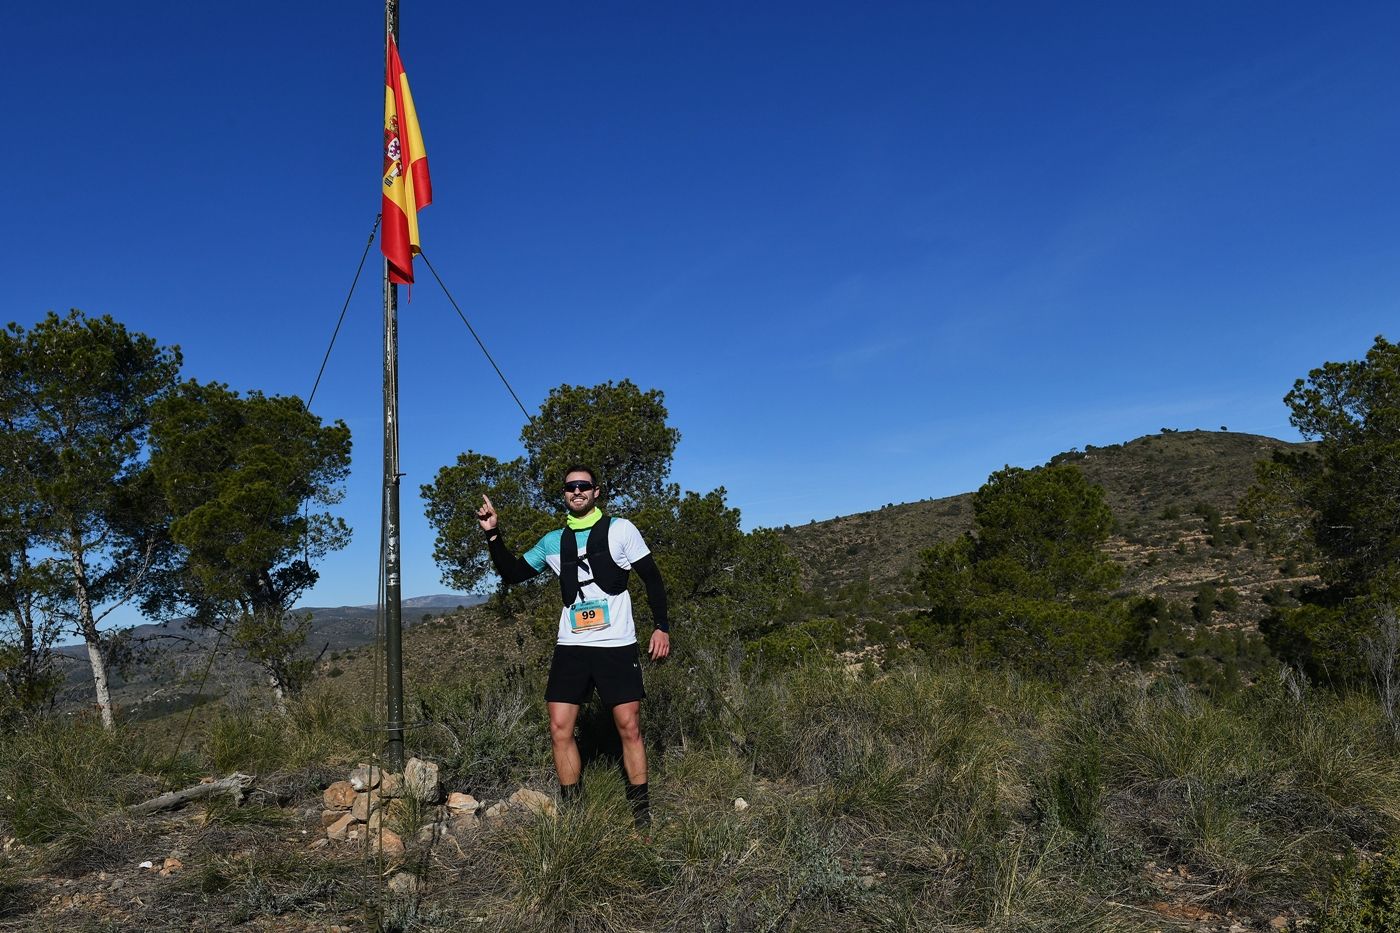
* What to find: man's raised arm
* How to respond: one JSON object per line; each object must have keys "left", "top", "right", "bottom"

{"left": 477, "top": 494, "right": 541, "bottom": 585}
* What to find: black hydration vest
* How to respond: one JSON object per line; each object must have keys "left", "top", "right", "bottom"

{"left": 559, "top": 516, "right": 629, "bottom": 606}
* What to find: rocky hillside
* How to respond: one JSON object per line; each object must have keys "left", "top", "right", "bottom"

{"left": 776, "top": 429, "right": 1313, "bottom": 632}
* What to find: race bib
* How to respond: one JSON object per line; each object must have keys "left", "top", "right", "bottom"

{"left": 569, "top": 598, "right": 611, "bottom": 633}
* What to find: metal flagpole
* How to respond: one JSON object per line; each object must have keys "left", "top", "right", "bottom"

{"left": 382, "top": 0, "right": 406, "bottom": 772}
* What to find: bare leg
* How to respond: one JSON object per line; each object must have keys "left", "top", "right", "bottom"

{"left": 611, "top": 701, "right": 646, "bottom": 785}
{"left": 548, "top": 702, "right": 582, "bottom": 785}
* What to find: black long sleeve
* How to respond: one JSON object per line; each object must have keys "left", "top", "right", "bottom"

{"left": 486, "top": 532, "right": 542, "bottom": 585}
{"left": 632, "top": 554, "right": 669, "bottom": 632}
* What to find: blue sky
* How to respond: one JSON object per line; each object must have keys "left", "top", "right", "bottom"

{"left": 9, "top": 2, "right": 1399, "bottom": 617}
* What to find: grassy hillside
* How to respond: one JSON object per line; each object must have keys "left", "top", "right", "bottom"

{"left": 776, "top": 430, "right": 1311, "bottom": 635}
{"left": 6, "top": 428, "right": 1398, "bottom": 932}
{"left": 5, "top": 640, "right": 1396, "bottom": 932}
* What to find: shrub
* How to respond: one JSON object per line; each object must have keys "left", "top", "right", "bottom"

{"left": 1261, "top": 602, "right": 1374, "bottom": 686}
{"left": 203, "top": 692, "right": 358, "bottom": 774}
{"left": 1316, "top": 839, "right": 1400, "bottom": 932}
{"left": 960, "top": 595, "right": 1127, "bottom": 678}
{"left": 493, "top": 794, "right": 663, "bottom": 930}
{"left": 747, "top": 617, "right": 847, "bottom": 672}
{"left": 412, "top": 666, "right": 549, "bottom": 795}
{"left": 1194, "top": 584, "right": 1218, "bottom": 623}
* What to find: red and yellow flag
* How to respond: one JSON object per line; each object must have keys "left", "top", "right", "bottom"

{"left": 382, "top": 36, "right": 432, "bottom": 285}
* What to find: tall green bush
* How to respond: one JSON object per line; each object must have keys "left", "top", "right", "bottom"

{"left": 915, "top": 464, "right": 1127, "bottom": 676}
{"left": 1249, "top": 336, "right": 1400, "bottom": 685}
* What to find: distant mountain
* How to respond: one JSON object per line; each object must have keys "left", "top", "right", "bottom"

{"left": 358, "top": 594, "right": 481, "bottom": 611}
{"left": 51, "top": 594, "right": 487, "bottom": 718}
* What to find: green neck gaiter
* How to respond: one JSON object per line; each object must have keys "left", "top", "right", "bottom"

{"left": 565, "top": 507, "right": 603, "bottom": 531}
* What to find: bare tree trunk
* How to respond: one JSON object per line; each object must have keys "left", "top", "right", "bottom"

{"left": 269, "top": 671, "right": 289, "bottom": 716}
{"left": 84, "top": 636, "right": 115, "bottom": 729}
{"left": 1365, "top": 604, "right": 1400, "bottom": 738}
{"left": 69, "top": 544, "right": 115, "bottom": 730}
{"left": 14, "top": 547, "right": 35, "bottom": 675}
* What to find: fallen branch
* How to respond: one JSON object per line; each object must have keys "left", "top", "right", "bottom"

{"left": 128, "top": 773, "right": 255, "bottom": 816}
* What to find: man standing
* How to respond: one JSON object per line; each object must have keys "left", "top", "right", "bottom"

{"left": 477, "top": 465, "right": 669, "bottom": 827}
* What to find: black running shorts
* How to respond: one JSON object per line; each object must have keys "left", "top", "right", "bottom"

{"left": 545, "top": 643, "right": 646, "bottom": 706}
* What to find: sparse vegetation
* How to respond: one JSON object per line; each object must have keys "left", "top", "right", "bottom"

{"left": 2, "top": 652, "right": 1396, "bottom": 930}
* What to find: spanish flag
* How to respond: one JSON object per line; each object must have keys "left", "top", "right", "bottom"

{"left": 382, "top": 36, "right": 432, "bottom": 285}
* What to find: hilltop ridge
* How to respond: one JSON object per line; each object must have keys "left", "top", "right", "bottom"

{"left": 776, "top": 429, "right": 1308, "bottom": 625}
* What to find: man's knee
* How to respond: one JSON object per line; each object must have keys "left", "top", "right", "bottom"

{"left": 613, "top": 704, "right": 642, "bottom": 743}
{"left": 548, "top": 705, "right": 579, "bottom": 744}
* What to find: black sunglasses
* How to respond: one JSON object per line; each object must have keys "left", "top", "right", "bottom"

{"left": 563, "top": 481, "right": 596, "bottom": 492}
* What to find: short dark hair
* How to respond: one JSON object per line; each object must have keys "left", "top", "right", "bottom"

{"left": 562, "top": 463, "right": 599, "bottom": 487}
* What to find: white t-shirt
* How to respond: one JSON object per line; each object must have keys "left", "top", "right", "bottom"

{"left": 523, "top": 516, "right": 651, "bottom": 647}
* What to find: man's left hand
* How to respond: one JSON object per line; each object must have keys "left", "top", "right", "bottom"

{"left": 648, "top": 630, "right": 670, "bottom": 661}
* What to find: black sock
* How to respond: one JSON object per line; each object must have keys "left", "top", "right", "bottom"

{"left": 561, "top": 779, "right": 584, "bottom": 804}
{"left": 625, "top": 781, "right": 650, "bottom": 828}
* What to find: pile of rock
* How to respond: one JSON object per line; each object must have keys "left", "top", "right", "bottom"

{"left": 315, "top": 758, "right": 446, "bottom": 856}
{"left": 313, "top": 759, "right": 558, "bottom": 858}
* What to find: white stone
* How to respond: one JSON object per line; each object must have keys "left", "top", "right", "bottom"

{"left": 387, "top": 871, "right": 419, "bottom": 895}
{"left": 349, "top": 764, "right": 383, "bottom": 792}
{"left": 734, "top": 798, "right": 749, "bottom": 812}
{"left": 404, "top": 758, "right": 441, "bottom": 802}
{"left": 446, "top": 792, "right": 480, "bottom": 812}
{"left": 509, "top": 787, "right": 556, "bottom": 818}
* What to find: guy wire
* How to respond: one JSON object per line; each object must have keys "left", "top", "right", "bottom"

{"left": 161, "top": 216, "right": 379, "bottom": 770}
{"left": 309, "top": 214, "right": 382, "bottom": 410}
{"left": 418, "top": 249, "right": 534, "bottom": 424}
{"left": 163, "top": 629, "right": 226, "bottom": 771}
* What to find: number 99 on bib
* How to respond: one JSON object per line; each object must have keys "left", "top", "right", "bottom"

{"left": 569, "top": 598, "right": 611, "bottom": 633}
